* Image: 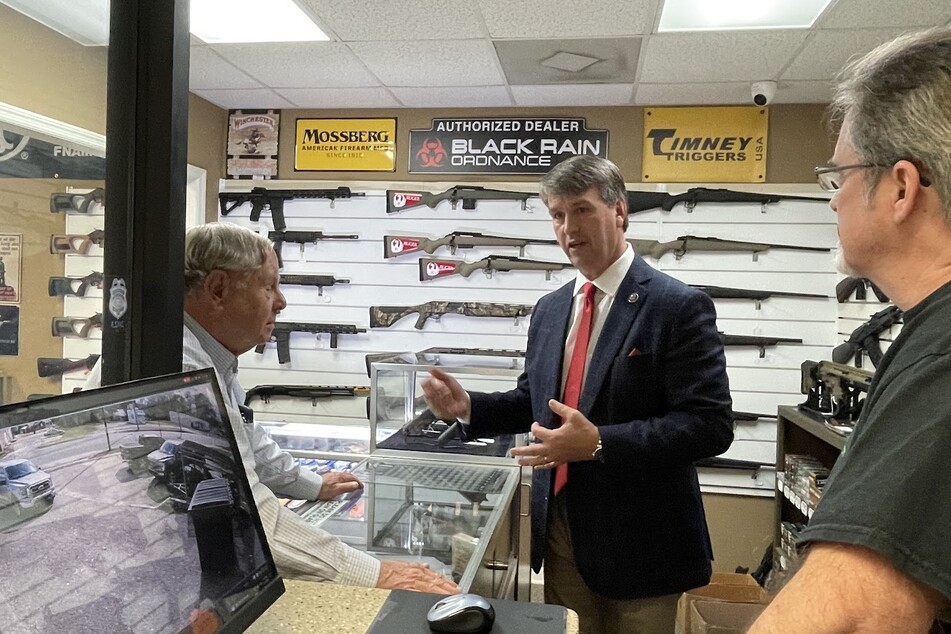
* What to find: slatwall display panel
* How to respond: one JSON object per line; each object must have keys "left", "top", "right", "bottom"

{"left": 221, "top": 182, "right": 850, "bottom": 496}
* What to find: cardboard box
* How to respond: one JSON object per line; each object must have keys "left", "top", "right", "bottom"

{"left": 675, "top": 573, "right": 769, "bottom": 634}
{"left": 690, "top": 600, "right": 767, "bottom": 634}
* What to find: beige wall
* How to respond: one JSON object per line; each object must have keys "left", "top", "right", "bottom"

{"left": 277, "top": 104, "right": 834, "bottom": 184}
{"left": 0, "top": 3, "right": 226, "bottom": 402}
{"left": 704, "top": 493, "right": 775, "bottom": 575}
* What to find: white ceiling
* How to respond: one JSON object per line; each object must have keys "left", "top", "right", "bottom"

{"left": 9, "top": 0, "right": 951, "bottom": 109}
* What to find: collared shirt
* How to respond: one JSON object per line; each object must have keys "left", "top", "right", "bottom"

{"left": 560, "top": 244, "right": 635, "bottom": 396}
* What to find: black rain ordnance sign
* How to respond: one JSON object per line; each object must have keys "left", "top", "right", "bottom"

{"left": 408, "top": 117, "right": 609, "bottom": 174}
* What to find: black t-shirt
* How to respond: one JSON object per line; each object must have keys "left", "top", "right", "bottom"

{"left": 800, "top": 281, "right": 951, "bottom": 601}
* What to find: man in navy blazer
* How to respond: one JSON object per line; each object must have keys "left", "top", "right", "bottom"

{"left": 423, "top": 155, "right": 733, "bottom": 633}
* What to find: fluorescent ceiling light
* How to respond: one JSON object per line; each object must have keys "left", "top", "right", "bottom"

{"left": 191, "top": 0, "right": 329, "bottom": 44}
{"left": 658, "top": 0, "right": 834, "bottom": 31}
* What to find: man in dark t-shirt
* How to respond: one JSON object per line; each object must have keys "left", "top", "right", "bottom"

{"left": 750, "top": 26, "right": 951, "bottom": 633}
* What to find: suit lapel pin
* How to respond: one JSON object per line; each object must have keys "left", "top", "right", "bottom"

{"left": 627, "top": 292, "right": 639, "bottom": 304}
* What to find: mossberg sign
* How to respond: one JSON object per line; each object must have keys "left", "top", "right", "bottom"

{"left": 408, "top": 117, "right": 609, "bottom": 174}
{"left": 295, "top": 118, "right": 396, "bottom": 172}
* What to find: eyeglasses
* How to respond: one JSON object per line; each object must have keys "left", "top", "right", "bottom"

{"left": 815, "top": 161, "right": 932, "bottom": 192}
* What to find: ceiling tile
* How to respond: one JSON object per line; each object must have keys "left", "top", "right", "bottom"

{"left": 390, "top": 86, "right": 513, "bottom": 107}
{"left": 477, "top": 0, "right": 658, "bottom": 38}
{"left": 782, "top": 28, "right": 909, "bottom": 81}
{"left": 210, "top": 42, "right": 379, "bottom": 88}
{"left": 191, "top": 89, "right": 296, "bottom": 110}
{"left": 819, "top": 0, "right": 951, "bottom": 29}
{"left": 189, "top": 47, "right": 263, "bottom": 90}
{"left": 634, "top": 80, "right": 832, "bottom": 105}
{"left": 511, "top": 84, "right": 635, "bottom": 107}
{"left": 297, "top": 0, "right": 487, "bottom": 41}
{"left": 640, "top": 31, "right": 809, "bottom": 83}
{"left": 275, "top": 87, "right": 400, "bottom": 108}
{"left": 348, "top": 40, "right": 505, "bottom": 87}
{"left": 496, "top": 38, "right": 641, "bottom": 85}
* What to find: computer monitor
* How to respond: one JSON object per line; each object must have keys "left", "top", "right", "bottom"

{"left": 0, "top": 368, "right": 283, "bottom": 633}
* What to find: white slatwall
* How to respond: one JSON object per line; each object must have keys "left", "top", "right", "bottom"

{"left": 59, "top": 177, "right": 888, "bottom": 498}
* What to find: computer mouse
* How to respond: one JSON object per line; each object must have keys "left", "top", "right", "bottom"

{"left": 426, "top": 593, "right": 496, "bottom": 634}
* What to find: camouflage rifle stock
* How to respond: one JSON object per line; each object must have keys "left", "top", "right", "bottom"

{"left": 628, "top": 235, "right": 830, "bottom": 261}
{"left": 386, "top": 186, "right": 534, "bottom": 214}
{"left": 269, "top": 230, "right": 359, "bottom": 268}
{"left": 256, "top": 322, "right": 367, "bottom": 363}
{"left": 37, "top": 354, "right": 100, "bottom": 378}
{"left": 419, "top": 255, "right": 572, "bottom": 281}
{"left": 383, "top": 230, "right": 557, "bottom": 258}
{"left": 50, "top": 187, "right": 105, "bottom": 214}
{"left": 50, "top": 229, "right": 104, "bottom": 255}
{"left": 48, "top": 272, "right": 104, "bottom": 297}
{"left": 51, "top": 313, "right": 102, "bottom": 338}
{"left": 369, "top": 301, "right": 534, "bottom": 329}
{"left": 219, "top": 186, "right": 365, "bottom": 231}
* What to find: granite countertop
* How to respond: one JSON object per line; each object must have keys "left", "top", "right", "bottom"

{"left": 246, "top": 580, "right": 579, "bottom": 633}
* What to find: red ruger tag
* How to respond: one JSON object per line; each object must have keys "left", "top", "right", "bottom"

{"left": 424, "top": 260, "right": 458, "bottom": 279}
{"left": 391, "top": 193, "right": 422, "bottom": 209}
{"left": 388, "top": 237, "right": 420, "bottom": 254}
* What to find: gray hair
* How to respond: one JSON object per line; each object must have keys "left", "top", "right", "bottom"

{"left": 831, "top": 26, "right": 951, "bottom": 222}
{"left": 184, "top": 223, "right": 273, "bottom": 292}
{"left": 540, "top": 155, "right": 629, "bottom": 230}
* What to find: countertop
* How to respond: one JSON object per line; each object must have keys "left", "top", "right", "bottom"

{"left": 246, "top": 580, "right": 579, "bottom": 633}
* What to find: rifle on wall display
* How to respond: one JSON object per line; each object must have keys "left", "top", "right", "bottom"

{"left": 279, "top": 273, "right": 349, "bottom": 296}
{"left": 256, "top": 322, "right": 367, "bottom": 362}
{"left": 37, "top": 354, "right": 100, "bottom": 378}
{"left": 219, "top": 186, "right": 365, "bottom": 231}
{"left": 719, "top": 333, "right": 803, "bottom": 358}
{"left": 832, "top": 305, "right": 903, "bottom": 368}
{"left": 50, "top": 230, "right": 104, "bottom": 255}
{"left": 626, "top": 187, "right": 829, "bottom": 214}
{"left": 244, "top": 385, "right": 369, "bottom": 407}
{"left": 384, "top": 231, "right": 557, "bottom": 258}
{"left": 369, "top": 301, "right": 534, "bottom": 330}
{"left": 386, "top": 186, "right": 534, "bottom": 214}
{"left": 50, "top": 188, "right": 105, "bottom": 214}
{"left": 835, "top": 276, "right": 890, "bottom": 303}
{"left": 419, "top": 255, "right": 572, "bottom": 281}
{"left": 627, "top": 235, "right": 831, "bottom": 261}
{"left": 51, "top": 313, "right": 102, "bottom": 338}
{"left": 48, "top": 272, "right": 104, "bottom": 297}
{"left": 691, "top": 284, "right": 828, "bottom": 308}
{"left": 268, "top": 230, "right": 359, "bottom": 268}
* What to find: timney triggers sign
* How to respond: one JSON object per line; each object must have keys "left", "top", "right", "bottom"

{"left": 295, "top": 118, "right": 396, "bottom": 171}
{"left": 642, "top": 107, "right": 768, "bottom": 183}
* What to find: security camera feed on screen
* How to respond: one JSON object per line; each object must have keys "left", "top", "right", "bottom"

{"left": 0, "top": 369, "right": 281, "bottom": 634}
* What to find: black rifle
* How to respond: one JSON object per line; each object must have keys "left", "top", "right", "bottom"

{"left": 48, "top": 272, "right": 104, "bottom": 297}
{"left": 628, "top": 236, "right": 830, "bottom": 261}
{"left": 37, "top": 354, "right": 100, "bottom": 378}
{"left": 279, "top": 273, "right": 349, "bottom": 296}
{"left": 626, "top": 188, "right": 828, "bottom": 214}
{"left": 256, "top": 322, "right": 367, "bottom": 363}
{"left": 244, "top": 385, "right": 369, "bottom": 406}
{"left": 386, "top": 186, "right": 534, "bottom": 214}
{"left": 800, "top": 360, "right": 874, "bottom": 422}
{"left": 384, "top": 230, "right": 557, "bottom": 258}
{"left": 419, "top": 255, "right": 572, "bottom": 281}
{"left": 420, "top": 346, "right": 526, "bottom": 358}
{"left": 832, "top": 305, "right": 903, "bottom": 368}
{"left": 219, "top": 186, "right": 365, "bottom": 231}
{"left": 731, "top": 411, "right": 779, "bottom": 422}
{"left": 51, "top": 313, "right": 102, "bottom": 338}
{"left": 50, "top": 229, "right": 104, "bottom": 255}
{"left": 369, "top": 301, "right": 534, "bottom": 330}
{"left": 835, "top": 277, "right": 890, "bottom": 303}
{"left": 269, "top": 230, "right": 359, "bottom": 268}
{"left": 691, "top": 284, "right": 828, "bottom": 308}
{"left": 694, "top": 456, "right": 774, "bottom": 475}
{"left": 719, "top": 333, "right": 803, "bottom": 358}
{"left": 50, "top": 187, "right": 105, "bottom": 214}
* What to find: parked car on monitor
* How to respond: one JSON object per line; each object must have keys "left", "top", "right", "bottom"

{"left": 0, "top": 458, "right": 56, "bottom": 514}
{"left": 146, "top": 438, "right": 184, "bottom": 477}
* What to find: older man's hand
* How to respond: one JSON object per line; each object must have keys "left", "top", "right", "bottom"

{"left": 375, "top": 560, "right": 460, "bottom": 594}
{"left": 317, "top": 472, "right": 363, "bottom": 501}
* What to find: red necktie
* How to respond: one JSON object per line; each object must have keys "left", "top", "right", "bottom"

{"left": 554, "top": 281, "right": 597, "bottom": 495}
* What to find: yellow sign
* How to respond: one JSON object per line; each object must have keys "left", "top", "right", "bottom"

{"left": 642, "top": 107, "right": 767, "bottom": 182}
{"left": 295, "top": 118, "right": 396, "bottom": 171}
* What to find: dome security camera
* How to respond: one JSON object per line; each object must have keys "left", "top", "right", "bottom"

{"left": 751, "top": 81, "right": 778, "bottom": 106}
